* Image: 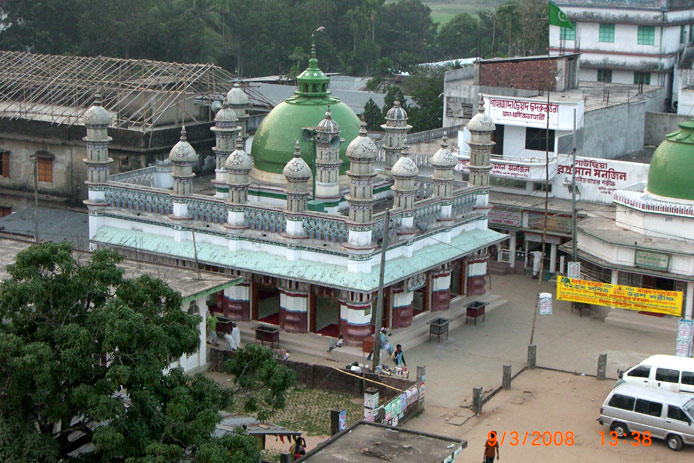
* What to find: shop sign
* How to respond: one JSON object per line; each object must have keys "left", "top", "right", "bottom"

{"left": 406, "top": 273, "right": 426, "bottom": 292}
{"left": 556, "top": 277, "right": 684, "bottom": 316}
{"left": 483, "top": 94, "right": 583, "bottom": 130}
{"left": 489, "top": 207, "right": 522, "bottom": 227}
{"left": 635, "top": 250, "right": 670, "bottom": 271}
{"left": 527, "top": 213, "right": 572, "bottom": 234}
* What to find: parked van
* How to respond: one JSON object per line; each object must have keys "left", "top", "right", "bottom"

{"left": 621, "top": 355, "right": 694, "bottom": 394}
{"left": 599, "top": 383, "right": 694, "bottom": 450}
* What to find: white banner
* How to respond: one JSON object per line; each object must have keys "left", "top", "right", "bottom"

{"left": 483, "top": 94, "right": 584, "bottom": 130}
{"left": 553, "top": 155, "right": 650, "bottom": 204}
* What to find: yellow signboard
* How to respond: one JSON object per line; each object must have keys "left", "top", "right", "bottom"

{"left": 556, "top": 277, "right": 683, "bottom": 316}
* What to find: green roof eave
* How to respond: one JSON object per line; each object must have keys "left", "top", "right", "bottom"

{"left": 92, "top": 226, "right": 507, "bottom": 293}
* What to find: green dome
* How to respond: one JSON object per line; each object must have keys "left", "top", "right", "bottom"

{"left": 647, "top": 119, "right": 694, "bottom": 201}
{"left": 251, "top": 46, "right": 360, "bottom": 179}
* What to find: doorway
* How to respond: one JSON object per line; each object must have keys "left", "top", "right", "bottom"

{"left": 253, "top": 278, "right": 280, "bottom": 325}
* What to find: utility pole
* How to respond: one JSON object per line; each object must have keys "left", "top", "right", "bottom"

{"left": 33, "top": 155, "right": 39, "bottom": 243}
{"left": 571, "top": 108, "right": 577, "bottom": 263}
{"left": 371, "top": 208, "right": 391, "bottom": 371}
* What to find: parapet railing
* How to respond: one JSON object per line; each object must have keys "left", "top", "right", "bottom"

{"left": 101, "top": 181, "right": 482, "bottom": 247}
{"left": 108, "top": 165, "right": 158, "bottom": 186}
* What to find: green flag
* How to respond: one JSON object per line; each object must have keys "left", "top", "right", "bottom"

{"left": 549, "top": 1, "right": 575, "bottom": 30}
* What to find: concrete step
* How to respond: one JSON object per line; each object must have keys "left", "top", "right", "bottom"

{"left": 605, "top": 308, "right": 678, "bottom": 336}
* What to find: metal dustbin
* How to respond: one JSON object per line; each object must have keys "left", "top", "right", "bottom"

{"left": 466, "top": 301, "right": 486, "bottom": 325}
{"left": 427, "top": 317, "right": 450, "bottom": 343}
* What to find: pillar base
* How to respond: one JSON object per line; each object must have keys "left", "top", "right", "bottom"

{"left": 279, "top": 307, "right": 307, "bottom": 333}
{"left": 466, "top": 275, "right": 486, "bottom": 296}
{"left": 431, "top": 288, "right": 451, "bottom": 312}
{"left": 392, "top": 303, "right": 413, "bottom": 328}
{"left": 339, "top": 319, "right": 371, "bottom": 346}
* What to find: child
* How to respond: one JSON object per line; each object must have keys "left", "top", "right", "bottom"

{"left": 327, "top": 334, "right": 344, "bottom": 352}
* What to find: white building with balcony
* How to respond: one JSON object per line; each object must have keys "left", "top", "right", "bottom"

{"left": 550, "top": 0, "right": 694, "bottom": 103}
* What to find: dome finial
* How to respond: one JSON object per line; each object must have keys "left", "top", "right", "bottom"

{"left": 236, "top": 137, "right": 244, "bottom": 150}
{"left": 294, "top": 139, "right": 301, "bottom": 157}
{"left": 180, "top": 125, "right": 187, "bottom": 141}
{"left": 359, "top": 118, "right": 368, "bottom": 136}
{"left": 441, "top": 134, "right": 448, "bottom": 148}
{"left": 478, "top": 95, "right": 486, "bottom": 114}
{"left": 94, "top": 92, "right": 102, "bottom": 106}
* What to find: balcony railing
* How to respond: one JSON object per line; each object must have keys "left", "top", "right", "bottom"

{"left": 108, "top": 166, "right": 157, "bottom": 186}
{"left": 101, "top": 181, "right": 483, "bottom": 248}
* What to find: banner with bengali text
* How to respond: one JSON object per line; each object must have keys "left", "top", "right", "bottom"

{"left": 556, "top": 277, "right": 683, "bottom": 316}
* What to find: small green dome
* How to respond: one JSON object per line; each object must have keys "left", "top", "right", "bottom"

{"left": 647, "top": 119, "right": 694, "bottom": 201}
{"left": 251, "top": 46, "right": 360, "bottom": 179}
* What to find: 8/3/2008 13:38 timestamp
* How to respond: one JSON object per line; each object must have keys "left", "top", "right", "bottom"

{"left": 600, "top": 431, "right": 652, "bottom": 446}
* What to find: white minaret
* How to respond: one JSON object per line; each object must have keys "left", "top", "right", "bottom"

{"left": 225, "top": 138, "right": 253, "bottom": 229}
{"left": 168, "top": 126, "right": 198, "bottom": 219}
{"left": 227, "top": 82, "right": 250, "bottom": 139}
{"left": 431, "top": 135, "right": 457, "bottom": 220}
{"left": 466, "top": 96, "right": 495, "bottom": 208}
{"left": 82, "top": 93, "right": 112, "bottom": 206}
{"left": 380, "top": 100, "right": 411, "bottom": 171}
{"left": 283, "top": 141, "right": 311, "bottom": 237}
{"left": 211, "top": 102, "right": 242, "bottom": 198}
{"left": 391, "top": 143, "right": 419, "bottom": 232}
{"left": 315, "top": 108, "right": 342, "bottom": 202}
{"left": 345, "top": 121, "right": 378, "bottom": 247}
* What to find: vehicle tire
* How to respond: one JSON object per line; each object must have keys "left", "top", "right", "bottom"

{"left": 610, "top": 422, "right": 628, "bottom": 438}
{"left": 666, "top": 434, "right": 683, "bottom": 451}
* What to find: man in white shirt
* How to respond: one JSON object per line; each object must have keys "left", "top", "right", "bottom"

{"left": 225, "top": 322, "right": 241, "bottom": 351}
{"left": 529, "top": 250, "right": 543, "bottom": 279}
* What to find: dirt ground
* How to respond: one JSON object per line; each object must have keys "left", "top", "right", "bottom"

{"left": 405, "top": 369, "right": 694, "bottom": 463}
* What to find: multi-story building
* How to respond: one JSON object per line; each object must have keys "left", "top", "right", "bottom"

{"left": 550, "top": 0, "right": 694, "bottom": 100}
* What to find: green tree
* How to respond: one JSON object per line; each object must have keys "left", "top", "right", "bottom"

{"left": 0, "top": 242, "right": 293, "bottom": 463}
{"left": 437, "top": 13, "right": 480, "bottom": 59}
{"left": 403, "top": 68, "right": 445, "bottom": 132}
{"left": 362, "top": 98, "right": 383, "bottom": 131}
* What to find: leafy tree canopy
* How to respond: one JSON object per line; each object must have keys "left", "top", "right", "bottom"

{"left": 0, "top": 242, "right": 294, "bottom": 463}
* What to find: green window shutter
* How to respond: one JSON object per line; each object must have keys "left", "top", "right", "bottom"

{"left": 634, "top": 72, "right": 651, "bottom": 86}
{"left": 637, "top": 26, "right": 655, "bottom": 45}
{"left": 560, "top": 22, "right": 576, "bottom": 40}
{"left": 597, "top": 69, "right": 612, "bottom": 83}
{"left": 599, "top": 23, "right": 615, "bottom": 43}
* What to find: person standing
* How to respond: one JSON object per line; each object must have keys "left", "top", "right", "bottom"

{"left": 367, "top": 328, "right": 394, "bottom": 360}
{"left": 225, "top": 322, "right": 240, "bottom": 351}
{"left": 529, "top": 250, "right": 543, "bottom": 279}
{"left": 484, "top": 431, "right": 500, "bottom": 462}
{"left": 207, "top": 309, "right": 219, "bottom": 346}
{"left": 391, "top": 344, "right": 406, "bottom": 367}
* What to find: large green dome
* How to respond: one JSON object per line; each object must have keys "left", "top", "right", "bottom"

{"left": 647, "top": 119, "right": 694, "bottom": 201}
{"left": 250, "top": 48, "right": 360, "bottom": 181}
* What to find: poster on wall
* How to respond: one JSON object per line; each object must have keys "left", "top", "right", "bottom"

{"left": 567, "top": 262, "right": 580, "bottom": 279}
{"left": 676, "top": 319, "right": 694, "bottom": 357}
{"left": 538, "top": 293, "right": 553, "bottom": 315}
{"left": 556, "top": 277, "right": 684, "bottom": 316}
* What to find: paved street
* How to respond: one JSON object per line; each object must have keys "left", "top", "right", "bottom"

{"left": 405, "top": 272, "right": 674, "bottom": 411}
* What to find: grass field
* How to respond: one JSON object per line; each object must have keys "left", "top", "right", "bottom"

{"left": 423, "top": 0, "right": 505, "bottom": 24}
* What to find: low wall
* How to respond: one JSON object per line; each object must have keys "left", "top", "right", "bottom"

{"left": 208, "top": 348, "right": 425, "bottom": 426}
{"left": 644, "top": 111, "right": 691, "bottom": 146}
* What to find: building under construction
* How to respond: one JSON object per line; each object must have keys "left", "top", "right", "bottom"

{"left": 0, "top": 51, "right": 263, "bottom": 213}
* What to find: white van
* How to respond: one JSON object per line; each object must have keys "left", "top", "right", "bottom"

{"left": 599, "top": 383, "right": 694, "bottom": 450}
{"left": 621, "top": 355, "right": 694, "bottom": 394}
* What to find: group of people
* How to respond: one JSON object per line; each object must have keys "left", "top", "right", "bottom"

{"left": 362, "top": 328, "right": 406, "bottom": 368}
{"left": 206, "top": 310, "right": 241, "bottom": 351}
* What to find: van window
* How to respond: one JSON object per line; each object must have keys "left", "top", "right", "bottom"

{"left": 635, "top": 399, "right": 663, "bottom": 417}
{"left": 609, "top": 394, "right": 635, "bottom": 410}
{"left": 627, "top": 366, "right": 650, "bottom": 378}
{"left": 668, "top": 406, "right": 692, "bottom": 424}
{"left": 656, "top": 368, "right": 680, "bottom": 383}
{"left": 682, "top": 371, "right": 694, "bottom": 386}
